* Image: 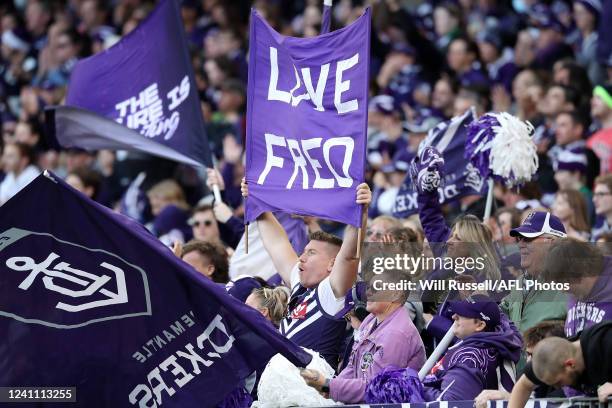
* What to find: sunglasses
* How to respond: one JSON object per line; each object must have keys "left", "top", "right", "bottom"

{"left": 514, "top": 235, "right": 552, "bottom": 244}
{"left": 189, "top": 219, "right": 213, "bottom": 227}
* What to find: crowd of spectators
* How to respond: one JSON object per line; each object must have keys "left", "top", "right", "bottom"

{"left": 1, "top": 0, "right": 612, "bottom": 405}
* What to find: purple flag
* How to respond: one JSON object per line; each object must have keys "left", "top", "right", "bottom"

{"left": 0, "top": 171, "right": 310, "bottom": 407}
{"left": 244, "top": 9, "right": 370, "bottom": 227}
{"left": 53, "top": 0, "right": 211, "bottom": 167}
{"left": 393, "top": 109, "right": 486, "bottom": 218}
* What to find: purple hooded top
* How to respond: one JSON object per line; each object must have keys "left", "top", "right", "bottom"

{"left": 565, "top": 256, "right": 612, "bottom": 338}
{"left": 422, "top": 313, "right": 522, "bottom": 401}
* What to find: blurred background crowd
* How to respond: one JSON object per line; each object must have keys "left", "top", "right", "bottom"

{"left": 1, "top": 0, "right": 612, "bottom": 249}
{"left": 2, "top": 1, "right": 612, "bottom": 405}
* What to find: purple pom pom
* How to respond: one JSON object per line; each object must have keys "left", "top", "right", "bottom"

{"left": 217, "top": 387, "right": 253, "bottom": 408}
{"left": 365, "top": 367, "right": 425, "bottom": 404}
{"left": 464, "top": 113, "right": 500, "bottom": 181}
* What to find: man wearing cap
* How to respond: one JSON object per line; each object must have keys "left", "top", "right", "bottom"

{"left": 366, "top": 95, "right": 408, "bottom": 172}
{"left": 421, "top": 296, "right": 522, "bottom": 401}
{"left": 588, "top": 84, "right": 612, "bottom": 174}
{"left": 476, "top": 29, "right": 517, "bottom": 94}
{"left": 370, "top": 157, "right": 409, "bottom": 218}
{"left": 500, "top": 212, "right": 568, "bottom": 346}
{"left": 551, "top": 111, "right": 600, "bottom": 200}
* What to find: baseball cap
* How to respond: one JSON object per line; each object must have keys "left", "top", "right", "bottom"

{"left": 368, "top": 95, "right": 396, "bottom": 115}
{"left": 449, "top": 294, "right": 500, "bottom": 329}
{"left": 382, "top": 150, "right": 413, "bottom": 174}
{"left": 476, "top": 30, "right": 503, "bottom": 50}
{"left": 530, "top": 4, "right": 565, "bottom": 32}
{"left": 509, "top": 211, "right": 567, "bottom": 238}
{"left": 574, "top": 0, "right": 602, "bottom": 17}
{"left": 553, "top": 149, "right": 588, "bottom": 174}
{"left": 403, "top": 110, "right": 443, "bottom": 134}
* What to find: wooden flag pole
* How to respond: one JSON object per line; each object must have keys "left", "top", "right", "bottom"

{"left": 356, "top": 204, "right": 368, "bottom": 259}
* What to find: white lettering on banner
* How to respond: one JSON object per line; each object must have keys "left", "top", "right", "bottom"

{"left": 6, "top": 252, "right": 128, "bottom": 312}
{"left": 334, "top": 53, "right": 359, "bottom": 114}
{"left": 323, "top": 136, "right": 354, "bottom": 187}
{"left": 393, "top": 184, "right": 461, "bottom": 214}
{"left": 258, "top": 133, "right": 286, "bottom": 185}
{"left": 129, "top": 314, "right": 235, "bottom": 407}
{"left": 114, "top": 76, "right": 190, "bottom": 141}
{"left": 267, "top": 47, "right": 359, "bottom": 114}
{"left": 258, "top": 134, "right": 354, "bottom": 189}
{"left": 302, "top": 65, "right": 329, "bottom": 112}
{"left": 268, "top": 47, "right": 291, "bottom": 104}
{"left": 301, "top": 138, "right": 334, "bottom": 188}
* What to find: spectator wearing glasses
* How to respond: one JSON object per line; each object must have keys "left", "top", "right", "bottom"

{"left": 500, "top": 212, "right": 568, "bottom": 357}
{"left": 592, "top": 174, "right": 612, "bottom": 239}
{"left": 189, "top": 203, "right": 243, "bottom": 249}
{"left": 365, "top": 215, "right": 402, "bottom": 242}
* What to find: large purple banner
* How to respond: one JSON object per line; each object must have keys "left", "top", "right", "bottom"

{"left": 58, "top": 0, "right": 211, "bottom": 167}
{"left": 0, "top": 172, "right": 311, "bottom": 407}
{"left": 244, "top": 9, "right": 370, "bottom": 227}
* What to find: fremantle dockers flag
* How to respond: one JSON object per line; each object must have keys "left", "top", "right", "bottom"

{"left": 0, "top": 172, "right": 311, "bottom": 407}
{"left": 46, "top": 0, "right": 212, "bottom": 167}
{"left": 244, "top": 9, "right": 370, "bottom": 227}
{"left": 393, "top": 109, "right": 485, "bottom": 218}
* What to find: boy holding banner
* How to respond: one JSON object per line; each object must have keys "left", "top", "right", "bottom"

{"left": 241, "top": 180, "right": 371, "bottom": 368}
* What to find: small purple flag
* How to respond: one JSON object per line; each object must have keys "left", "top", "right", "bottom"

{"left": 0, "top": 171, "right": 311, "bottom": 407}
{"left": 52, "top": 0, "right": 211, "bottom": 167}
{"left": 244, "top": 9, "right": 370, "bottom": 227}
{"left": 393, "top": 109, "right": 486, "bottom": 218}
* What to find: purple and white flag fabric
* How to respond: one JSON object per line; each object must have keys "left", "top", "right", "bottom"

{"left": 0, "top": 172, "right": 310, "bottom": 407}
{"left": 393, "top": 109, "right": 485, "bottom": 218}
{"left": 49, "top": 0, "right": 211, "bottom": 167}
{"left": 244, "top": 9, "right": 370, "bottom": 227}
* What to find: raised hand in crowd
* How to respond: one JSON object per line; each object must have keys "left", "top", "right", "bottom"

{"left": 223, "top": 134, "right": 243, "bottom": 165}
{"left": 206, "top": 167, "right": 225, "bottom": 191}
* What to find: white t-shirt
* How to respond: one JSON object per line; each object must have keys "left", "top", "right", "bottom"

{"left": 0, "top": 165, "right": 40, "bottom": 205}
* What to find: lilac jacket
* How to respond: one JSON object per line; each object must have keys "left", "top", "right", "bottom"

{"left": 565, "top": 256, "right": 612, "bottom": 338}
{"left": 329, "top": 306, "right": 426, "bottom": 403}
{"left": 422, "top": 314, "right": 522, "bottom": 401}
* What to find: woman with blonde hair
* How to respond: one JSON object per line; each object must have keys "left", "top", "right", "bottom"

{"left": 146, "top": 179, "right": 192, "bottom": 246}
{"left": 410, "top": 146, "right": 504, "bottom": 346}
{"left": 245, "top": 286, "right": 290, "bottom": 328}
{"left": 147, "top": 179, "right": 189, "bottom": 215}
{"left": 552, "top": 189, "right": 590, "bottom": 241}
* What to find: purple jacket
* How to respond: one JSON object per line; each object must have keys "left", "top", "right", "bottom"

{"left": 565, "top": 256, "right": 612, "bottom": 338}
{"left": 422, "top": 314, "right": 522, "bottom": 401}
{"left": 330, "top": 306, "right": 426, "bottom": 404}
